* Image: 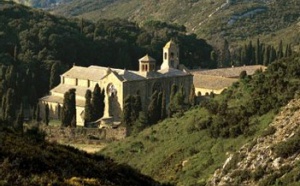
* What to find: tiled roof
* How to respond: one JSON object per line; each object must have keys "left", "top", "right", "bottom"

{"left": 193, "top": 74, "right": 238, "bottom": 90}
{"left": 51, "top": 84, "right": 93, "bottom": 98}
{"left": 191, "top": 65, "right": 266, "bottom": 78}
{"left": 63, "top": 65, "right": 191, "bottom": 82}
{"left": 62, "top": 66, "right": 107, "bottom": 81}
{"left": 40, "top": 95, "right": 85, "bottom": 107}
{"left": 139, "top": 54, "right": 156, "bottom": 62}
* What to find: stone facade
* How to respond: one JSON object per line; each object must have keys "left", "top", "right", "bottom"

{"left": 40, "top": 40, "right": 193, "bottom": 126}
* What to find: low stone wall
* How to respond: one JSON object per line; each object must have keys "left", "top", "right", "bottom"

{"left": 42, "top": 126, "right": 127, "bottom": 144}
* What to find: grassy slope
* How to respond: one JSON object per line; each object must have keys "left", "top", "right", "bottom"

{"left": 51, "top": 0, "right": 300, "bottom": 46}
{"left": 101, "top": 103, "right": 275, "bottom": 185}
{"left": 101, "top": 54, "right": 300, "bottom": 185}
{"left": 0, "top": 126, "right": 160, "bottom": 186}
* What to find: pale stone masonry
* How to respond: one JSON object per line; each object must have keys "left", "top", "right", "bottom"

{"left": 40, "top": 40, "right": 193, "bottom": 126}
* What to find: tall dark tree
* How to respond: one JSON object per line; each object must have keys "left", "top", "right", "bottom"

{"left": 1, "top": 95, "right": 6, "bottom": 120}
{"left": 157, "top": 91, "right": 163, "bottom": 120}
{"left": 99, "top": 88, "right": 105, "bottom": 118}
{"left": 131, "top": 94, "right": 142, "bottom": 122}
{"left": 189, "top": 84, "right": 196, "bottom": 106}
{"left": 255, "top": 38, "right": 261, "bottom": 65}
{"left": 61, "top": 89, "right": 76, "bottom": 127}
{"left": 122, "top": 95, "right": 132, "bottom": 125}
{"left": 84, "top": 89, "right": 93, "bottom": 125}
{"left": 49, "top": 61, "right": 60, "bottom": 89}
{"left": 148, "top": 91, "right": 160, "bottom": 124}
{"left": 263, "top": 45, "right": 270, "bottom": 66}
{"left": 4, "top": 88, "right": 15, "bottom": 123}
{"left": 92, "top": 84, "right": 102, "bottom": 120}
{"left": 5, "top": 65, "right": 16, "bottom": 89}
{"left": 15, "top": 104, "right": 24, "bottom": 133}
{"left": 36, "top": 104, "right": 41, "bottom": 122}
{"left": 277, "top": 40, "right": 284, "bottom": 59}
{"left": 44, "top": 103, "right": 49, "bottom": 125}
{"left": 161, "top": 91, "right": 167, "bottom": 120}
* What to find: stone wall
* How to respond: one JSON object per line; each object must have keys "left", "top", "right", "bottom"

{"left": 42, "top": 126, "right": 127, "bottom": 144}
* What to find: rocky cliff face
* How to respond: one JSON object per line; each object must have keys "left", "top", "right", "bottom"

{"left": 208, "top": 98, "right": 300, "bottom": 186}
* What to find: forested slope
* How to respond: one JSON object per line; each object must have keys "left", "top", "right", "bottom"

{"left": 101, "top": 54, "right": 300, "bottom": 185}
{"left": 0, "top": 1, "right": 213, "bottom": 123}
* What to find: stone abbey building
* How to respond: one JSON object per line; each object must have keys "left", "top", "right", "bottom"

{"left": 40, "top": 40, "right": 193, "bottom": 126}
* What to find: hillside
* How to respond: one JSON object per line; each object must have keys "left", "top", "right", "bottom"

{"left": 50, "top": 0, "right": 300, "bottom": 44}
{"left": 0, "top": 125, "right": 160, "bottom": 185}
{"left": 209, "top": 98, "right": 300, "bottom": 185}
{"left": 100, "top": 54, "right": 300, "bottom": 185}
{"left": 0, "top": 1, "right": 213, "bottom": 123}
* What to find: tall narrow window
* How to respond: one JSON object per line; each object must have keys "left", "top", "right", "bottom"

{"left": 164, "top": 52, "right": 167, "bottom": 60}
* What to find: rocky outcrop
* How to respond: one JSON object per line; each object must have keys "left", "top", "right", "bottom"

{"left": 208, "top": 98, "right": 300, "bottom": 186}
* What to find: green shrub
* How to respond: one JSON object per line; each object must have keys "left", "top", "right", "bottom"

{"left": 273, "top": 132, "right": 300, "bottom": 158}
{"left": 261, "top": 126, "right": 276, "bottom": 137}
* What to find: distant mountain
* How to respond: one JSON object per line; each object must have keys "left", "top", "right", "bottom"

{"left": 8, "top": 0, "right": 73, "bottom": 8}
{"left": 50, "top": 0, "right": 300, "bottom": 44}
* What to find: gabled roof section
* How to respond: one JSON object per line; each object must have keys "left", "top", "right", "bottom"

{"left": 62, "top": 66, "right": 107, "bottom": 81}
{"left": 62, "top": 64, "right": 191, "bottom": 82}
{"left": 139, "top": 54, "right": 156, "bottom": 62}
{"left": 51, "top": 84, "right": 93, "bottom": 97}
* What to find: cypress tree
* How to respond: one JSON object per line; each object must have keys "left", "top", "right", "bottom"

{"left": 255, "top": 38, "right": 261, "bottom": 65}
{"left": 15, "top": 104, "right": 24, "bottom": 133}
{"left": 161, "top": 91, "right": 166, "bottom": 120}
{"left": 4, "top": 88, "right": 15, "bottom": 123}
{"left": 189, "top": 84, "right": 196, "bottom": 106}
{"left": 61, "top": 91, "right": 70, "bottom": 127}
{"left": 148, "top": 91, "right": 159, "bottom": 124}
{"left": 131, "top": 94, "right": 142, "bottom": 122}
{"left": 44, "top": 103, "right": 49, "bottom": 125}
{"left": 99, "top": 88, "right": 105, "bottom": 118}
{"left": 269, "top": 46, "right": 277, "bottom": 64}
{"left": 69, "top": 89, "right": 76, "bottom": 128}
{"left": 122, "top": 95, "right": 132, "bottom": 125}
{"left": 61, "top": 89, "right": 76, "bottom": 127}
{"left": 5, "top": 65, "right": 16, "bottom": 89}
{"left": 92, "top": 84, "right": 102, "bottom": 120}
{"left": 263, "top": 45, "right": 270, "bottom": 66}
{"left": 14, "top": 45, "right": 17, "bottom": 61}
{"left": 277, "top": 40, "right": 283, "bottom": 59}
{"left": 36, "top": 104, "right": 41, "bottom": 122}
{"left": 49, "top": 62, "right": 60, "bottom": 89}
{"left": 1, "top": 95, "right": 6, "bottom": 120}
{"left": 157, "top": 91, "right": 163, "bottom": 121}
{"left": 84, "top": 89, "right": 93, "bottom": 125}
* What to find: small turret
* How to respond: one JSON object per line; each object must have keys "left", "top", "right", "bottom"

{"left": 139, "top": 54, "right": 156, "bottom": 72}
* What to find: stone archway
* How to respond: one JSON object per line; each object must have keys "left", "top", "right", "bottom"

{"left": 103, "top": 83, "right": 121, "bottom": 121}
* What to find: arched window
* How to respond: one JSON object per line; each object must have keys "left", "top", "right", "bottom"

{"left": 170, "top": 52, "right": 174, "bottom": 59}
{"left": 164, "top": 52, "right": 167, "bottom": 60}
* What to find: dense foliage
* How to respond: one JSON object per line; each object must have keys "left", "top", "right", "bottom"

{"left": 101, "top": 54, "right": 300, "bottom": 185}
{"left": 0, "top": 124, "right": 160, "bottom": 185}
{"left": 0, "top": 1, "right": 213, "bottom": 124}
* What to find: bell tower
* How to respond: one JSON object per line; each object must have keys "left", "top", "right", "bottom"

{"left": 160, "top": 40, "right": 179, "bottom": 70}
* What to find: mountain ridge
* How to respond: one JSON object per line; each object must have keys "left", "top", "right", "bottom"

{"left": 49, "top": 0, "right": 300, "bottom": 44}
